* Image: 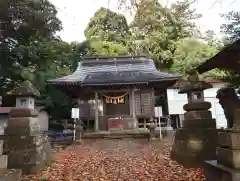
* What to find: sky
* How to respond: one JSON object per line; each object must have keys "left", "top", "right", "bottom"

{"left": 49, "top": 0, "right": 240, "bottom": 42}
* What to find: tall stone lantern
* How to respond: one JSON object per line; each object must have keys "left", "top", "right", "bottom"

{"left": 4, "top": 81, "right": 52, "bottom": 174}
{"left": 171, "top": 71, "right": 217, "bottom": 167}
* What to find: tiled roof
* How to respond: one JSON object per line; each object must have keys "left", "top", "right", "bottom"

{"left": 48, "top": 56, "right": 179, "bottom": 85}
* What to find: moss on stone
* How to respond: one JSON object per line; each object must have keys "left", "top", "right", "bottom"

{"left": 7, "top": 81, "right": 40, "bottom": 97}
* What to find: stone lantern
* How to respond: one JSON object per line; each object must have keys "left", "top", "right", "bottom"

{"left": 8, "top": 81, "right": 40, "bottom": 109}
{"left": 4, "top": 80, "right": 52, "bottom": 174}
{"left": 148, "top": 116, "right": 157, "bottom": 141}
{"left": 171, "top": 71, "right": 217, "bottom": 167}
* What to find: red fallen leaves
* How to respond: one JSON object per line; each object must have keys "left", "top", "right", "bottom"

{"left": 22, "top": 139, "right": 205, "bottom": 181}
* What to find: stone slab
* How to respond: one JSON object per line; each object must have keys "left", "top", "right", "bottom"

{"left": 0, "top": 155, "right": 8, "bottom": 169}
{"left": 204, "top": 160, "right": 240, "bottom": 181}
{"left": 184, "top": 110, "right": 212, "bottom": 120}
{"left": 7, "top": 141, "right": 52, "bottom": 174}
{"left": 9, "top": 108, "right": 38, "bottom": 117}
{"left": 183, "top": 118, "right": 216, "bottom": 128}
{"left": 218, "top": 130, "right": 240, "bottom": 149}
{"left": 0, "top": 140, "right": 4, "bottom": 155}
{"left": 8, "top": 117, "right": 38, "bottom": 127}
{"left": 183, "top": 101, "right": 211, "bottom": 111}
{"left": 216, "top": 147, "right": 240, "bottom": 169}
{"left": 0, "top": 124, "right": 5, "bottom": 136}
{"left": 4, "top": 135, "right": 46, "bottom": 151}
{"left": 0, "top": 169, "right": 22, "bottom": 181}
{"left": 5, "top": 124, "right": 41, "bottom": 136}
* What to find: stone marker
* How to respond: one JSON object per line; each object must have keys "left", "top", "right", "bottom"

{"left": 0, "top": 124, "right": 22, "bottom": 181}
{"left": 4, "top": 80, "right": 52, "bottom": 174}
{"left": 171, "top": 71, "right": 217, "bottom": 167}
{"left": 204, "top": 87, "right": 240, "bottom": 181}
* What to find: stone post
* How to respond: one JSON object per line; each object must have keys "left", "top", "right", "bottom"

{"left": 171, "top": 72, "right": 217, "bottom": 167}
{"left": 4, "top": 81, "right": 52, "bottom": 174}
{"left": 0, "top": 124, "right": 22, "bottom": 180}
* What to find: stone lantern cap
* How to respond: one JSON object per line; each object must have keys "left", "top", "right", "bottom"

{"left": 7, "top": 80, "right": 40, "bottom": 97}
{"left": 178, "top": 81, "right": 213, "bottom": 94}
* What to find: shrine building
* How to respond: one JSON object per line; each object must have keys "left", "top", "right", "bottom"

{"left": 48, "top": 56, "right": 179, "bottom": 132}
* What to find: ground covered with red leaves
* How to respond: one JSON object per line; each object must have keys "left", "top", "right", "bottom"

{"left": 23, "top": 139, "right": 205, "bottom": 181}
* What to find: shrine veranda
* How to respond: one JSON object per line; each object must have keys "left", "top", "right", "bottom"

{"left": 48, "top": 56, "right": 179, "bottom": 132}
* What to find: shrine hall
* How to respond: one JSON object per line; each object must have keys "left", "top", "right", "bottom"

{"left": 48, "top": 56, "right": 179, "bottom": 132}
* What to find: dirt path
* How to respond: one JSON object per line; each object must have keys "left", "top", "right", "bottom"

{"left": 23, "top": 139, "right": 205, "bottom": 181}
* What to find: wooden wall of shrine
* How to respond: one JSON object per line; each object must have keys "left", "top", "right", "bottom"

{"left": 133, "top": 89, "right": 155, "bottom": 117}
{"left": 77, "top": 88, "right": 155, "bottom": 119}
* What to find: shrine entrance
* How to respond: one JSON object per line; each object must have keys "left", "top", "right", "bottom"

{"left": 101, "top": 92, "right": 130, "bottom": 116}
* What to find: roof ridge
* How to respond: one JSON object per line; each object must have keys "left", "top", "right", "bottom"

{"left": 81, "top": 56, "right": 149, "bottom": 64}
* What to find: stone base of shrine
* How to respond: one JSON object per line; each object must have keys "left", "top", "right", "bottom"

{"left": 204, "top": 160, "right": 240, "bottom": 181}
{"left": 83, "top": 130, "right": 150, "bottom": 139}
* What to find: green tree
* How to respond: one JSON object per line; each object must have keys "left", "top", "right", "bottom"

{"left": 84, "top": 8, "right": 130, "bottom": 57}
{"left": 128, "top": 0, "right": 201, "bottom": 69}
{"left": 0, "top": 0, "right": 85, "bottom": 119}
{"left": 219, "top": 11, "right": 240, "bottom": 86}
{"left": 221, "top": 11, "right": 240, "bottom": 43}
{"left": 84, "top": 7, "right": 130, "bottom": 45}
{"left": 170, "top": 38, "right": 218, "bottom": 75}
{"left": 0, "top": 0, "right": 62, "bottom": 96}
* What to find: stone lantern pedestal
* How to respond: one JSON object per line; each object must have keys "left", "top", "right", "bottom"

{"left": 171, "top": 78, "right": 217, "bottom": 167}
{"left": 4, "top": 81, "right": 52, "bottom": 174}
{"left": 204, "top": 87, "right": 240, "bottom": 181}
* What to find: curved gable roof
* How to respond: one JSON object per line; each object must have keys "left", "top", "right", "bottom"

{"left": 48, "top": 56, "right": 179, "bottom": 86}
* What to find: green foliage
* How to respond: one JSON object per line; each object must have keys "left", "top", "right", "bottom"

{"left": 219, "top": 11, "right": 240, "bottom": 86}
{"left": 89, "top": 40, "right": 128, "bottom": 56}
{"left": 0, "top": 0, "right": 62, "bottom": 95}
{"left": 1, "top": 0, "right": 234, "bottom": 119}
{"left": 0, "top": 0, "right": 81, "bottom": 119}
{"left": 128, "top": 0, "right": 201, "bottom": 69}
{"left": 85, "top": 7, "right": 130, "bottom": 45}
{"left": 170, "top": 38, "right": 227, "bottom": 79}
{"left": 84, "top": 7, "right": 130, "bottom": 57}
{"left": 170, "top": 38, "right": 217, "bottom": 74}
{"left": 221, "top": 11, "right": 240, "bottom": 43}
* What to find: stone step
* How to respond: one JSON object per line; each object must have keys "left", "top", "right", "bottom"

{"left": 204, "top": 160, "right": 240, "bottom": 181}
{"left": 0, "top": 169, "right": 22, "bottom": 181}
{"left": 216, "top": 147, "right": 240, "bottom": 169}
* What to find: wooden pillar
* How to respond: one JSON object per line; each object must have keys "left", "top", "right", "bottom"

{"left": 95, "top": 92, "right": 99, "bottom": 132}
{"left": 131, "top": 89, "right": 137, "bottom": 129}
{"left": 151, "top": 88, "right": 155, "bottom": 116}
